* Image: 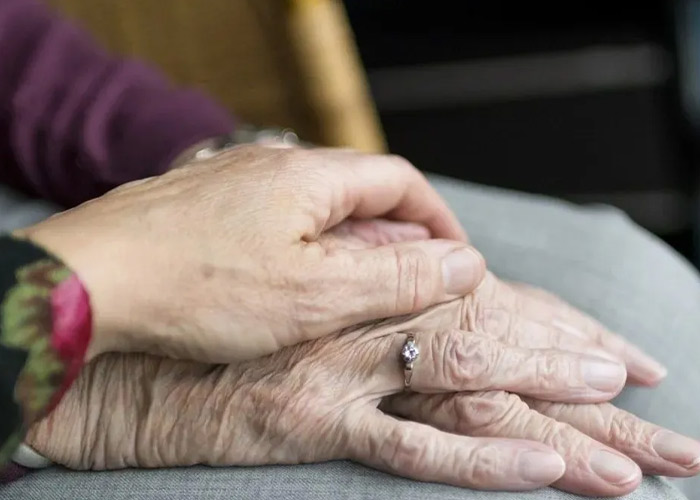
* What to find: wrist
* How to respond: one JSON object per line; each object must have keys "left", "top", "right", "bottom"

{"left": 0, "top": 235, "right": 92, "bottom": 470}
{"left": 10, "top": 226, "right": 97, "bottom": 357}
{"left": 14, "top": 222, "right": 130, "bottom": 361}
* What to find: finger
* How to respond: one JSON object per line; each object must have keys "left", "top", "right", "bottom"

{"left": 319, "top": 219, "right": 431, "bottom": 251}
{"left": 476, "top": 307, "right": 621, "bottom": 361}
{"left": 309, "top": 148, "right": 468, "bottom": 241}
{"left": 384, "top": 330, "right": 626, "bottom": 403}
{"left": 346, "top": 409, "right": 564, "bottom": 491}
{"left": 526, "top": 398, "right": 700, "bottom": 477}
{"left": 310, "top": 240, "right": 485, "bottom": 330}
{"left": 383, "top": 391, "right": 642, "bottom": 497}
{"left": 506, "top": 281, "right": 666, "bottom": 386}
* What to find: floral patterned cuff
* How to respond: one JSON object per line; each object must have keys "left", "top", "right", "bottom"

{"left": 0, "top": 235, "right": 92, "bottom": 470}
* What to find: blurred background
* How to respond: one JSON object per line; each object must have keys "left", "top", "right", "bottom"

{"left": 344, "top": 0, "right": 699, "bottom": 267}
{"left": 49, "top": 0, "right": 700, "bottom": 267}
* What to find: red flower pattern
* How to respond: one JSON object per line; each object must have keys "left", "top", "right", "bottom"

{"left": 49, "top": 274, "right": 92, "bottom": 409}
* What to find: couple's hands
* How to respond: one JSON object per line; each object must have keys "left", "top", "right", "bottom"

{"left": 27, "top": 220, "right": 697, "bottom": 497}
{"left": 15, "top": 146, "right": 485, "bottom": 363}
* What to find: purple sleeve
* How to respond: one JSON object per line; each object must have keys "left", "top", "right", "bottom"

{"left": 0, "top": 0, "right": 234, "bottom": 207}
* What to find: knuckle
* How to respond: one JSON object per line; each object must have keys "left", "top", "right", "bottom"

{"left": 461, "top": 272, "right": 498, "bottom": 331}
{"left": 387, "top": 153, "right": 418, "bottom": 173}
{"left": 534, "top": 354, "right": 572, "bottom": 391}
{"left": 393, "top": 246, "right": 433, "bottom": 313}
{"left": 452, "top": 392, "right": 527, "bottom": 435}
{"left": 534, "top": 419, "right": 593, "bottom": 464}
{"left": 608, "top": 411, "right": 647, "bottom": 448}
{"left": 463, "top": 444, "right": 506, "bottom": 486}
{"left": 440, "top": 332, "right": 496, "bottom": 387}
{"left": 382, "top": 425, "right": 429, "bottom": 475}
{"left": 536, "top": 419, "right": 577, "bottom": 450}
{"left": 527, "top": 399, "right": 564, "bottom": 420}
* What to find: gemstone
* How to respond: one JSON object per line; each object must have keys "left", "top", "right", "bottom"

{"left": 401, "top": 340, "right": 419, "bottom": 364}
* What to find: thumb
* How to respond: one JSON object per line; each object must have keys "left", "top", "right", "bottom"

{"left": 318, "top": 239, "right": 486, "bottom": 328}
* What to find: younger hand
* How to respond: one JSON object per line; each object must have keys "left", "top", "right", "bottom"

{"left": 16, "top": 146, "right": 483, "bottom": 363}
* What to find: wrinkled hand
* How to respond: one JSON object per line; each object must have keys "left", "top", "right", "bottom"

{"left": 385, "top": 391, "right": 700, "bottom": 497}
{"left": 27, "top": 303, "right": 694, "bottom": 496}
{"left": 330, "top": 220, "right": 693, "bottom": 496}
{"left": 28, "top": 292, "right": 639, "bottom": 491}
{"left": 326, "top": 219, "right": 667, "bottom": 387}
{"left": 14, "top": 145, "right": 485, "bottom": 363}
{"left": 503, "top": 281, "right": 666, "bottom": 386}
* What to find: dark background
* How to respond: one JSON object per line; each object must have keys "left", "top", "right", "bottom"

{"left": 343, "top": 0, "right": 700, "bottom": 267}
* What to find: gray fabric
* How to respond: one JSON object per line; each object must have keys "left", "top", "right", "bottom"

{"left": 2, "top": 177, "right": 699, "bottom": 500}
{"left": 0, "top": 185, "right": 57, "bottom": 232}
{"left": 0, "top": 462, "right": 685, "bottom": 500}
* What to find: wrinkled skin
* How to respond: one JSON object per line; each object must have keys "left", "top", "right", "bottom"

{"left": 27, "top": 221, "right": 699, "bottom": 497}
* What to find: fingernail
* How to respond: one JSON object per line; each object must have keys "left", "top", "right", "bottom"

{"left": 442, "top": 247, "right": 485, "bottom": 295}
{"left": 652, "top": 431, "right": 700, "bottom": 468}
{"left": 590, "top": 449, "right": 640, "bottom": 486}
{"left": 581, "top": 357, "right": 626, "bottom": 392}
{"left": 518, "top": 451, "right": 566, "bottom": 484}
{"left": 627, "top": 345, "right": 667, "bottom": 382}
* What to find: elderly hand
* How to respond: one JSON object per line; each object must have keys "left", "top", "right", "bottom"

{"left": 27, "top": 328, "right": 614, "bottom": 492}
{"left": 503, "top": 281, "right": 666, "bottom": 387}
{"left": 324, "top": 219, "right": 667, "bottom": 388}
{"left": 26, "top": 309, "right": 692, "bottom": 496}
{"left": 14, "top": 145, "right": 485, "bottom": 363}
{"left": 383, "top": 391, "right": 700, "bottom": 497}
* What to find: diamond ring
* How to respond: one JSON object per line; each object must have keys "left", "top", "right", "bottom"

{"left": 401, "top": 333, "right": 420, "bottom": 391}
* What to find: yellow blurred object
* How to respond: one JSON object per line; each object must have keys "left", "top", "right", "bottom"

{"left": 46, "top": 0, "right": 386, "bottom": 152}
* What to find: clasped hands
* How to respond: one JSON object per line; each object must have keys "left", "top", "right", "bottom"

{"left": 20, "top": 146, "right": 700, "bottom": 498}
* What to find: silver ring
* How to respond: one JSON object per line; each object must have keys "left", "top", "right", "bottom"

{"left": 401, "top": 334, "right": 420, "bottom": 391}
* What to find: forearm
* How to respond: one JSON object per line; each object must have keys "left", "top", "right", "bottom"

{"left": 25, "top": 353, "right": 253, "bottom": 470}
{"left": 0, "top": 0, "right": 233, "bottom": 207}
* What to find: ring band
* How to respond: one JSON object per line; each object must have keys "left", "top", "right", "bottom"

{"left": 401, "top": 333, "right": 420, "bottom": 391}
